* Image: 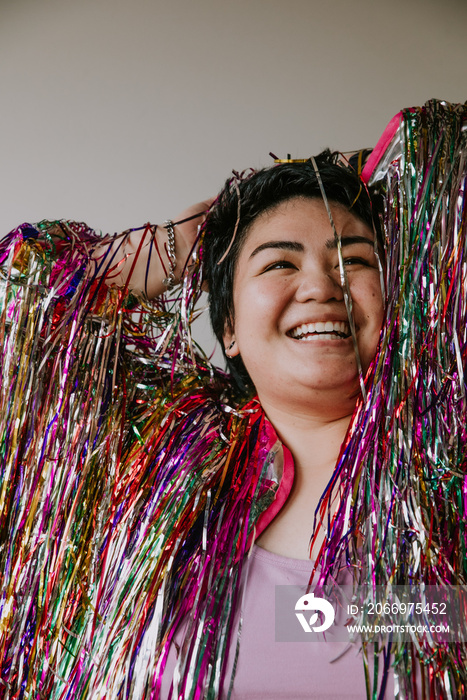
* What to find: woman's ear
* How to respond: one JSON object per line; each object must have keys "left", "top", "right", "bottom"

{"left": 223, "top": 327, "right": 240, "bottom": 358}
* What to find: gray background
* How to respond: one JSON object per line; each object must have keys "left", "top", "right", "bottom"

{"left": 1, "top": 0, "right": 466, "bottom": 359}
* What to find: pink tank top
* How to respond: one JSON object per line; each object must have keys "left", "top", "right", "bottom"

{"left": 161, "top": 545, "right": 394, "bottom": 698}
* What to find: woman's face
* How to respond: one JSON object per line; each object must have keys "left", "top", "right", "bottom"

{"left": 224, "top": 196, "right": 384, "bottom": 409}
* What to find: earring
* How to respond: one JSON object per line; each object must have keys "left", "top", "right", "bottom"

{"left": 225, "top": 340, "right": 235, "bottom": 358}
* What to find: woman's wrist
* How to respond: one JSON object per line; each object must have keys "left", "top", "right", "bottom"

{"left": 93, "top": 201, "right": 212, "bottom": 299}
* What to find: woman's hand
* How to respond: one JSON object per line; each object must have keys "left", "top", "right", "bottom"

{"left": 170, "top": 198, "right": 215, "bottom": 283}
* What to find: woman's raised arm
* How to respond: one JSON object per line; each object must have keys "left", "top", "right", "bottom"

{"left": 94, "top": 199, "right": 214, "bottom": 299}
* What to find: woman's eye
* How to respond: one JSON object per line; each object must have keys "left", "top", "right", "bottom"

{"left": 264, "top": 260, "right": 296, "bottom": 272}
{"left": 342, "top": 257, "right": 371, "bottom": 267}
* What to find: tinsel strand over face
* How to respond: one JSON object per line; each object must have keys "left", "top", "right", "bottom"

{"left": 314, "top": 100, "right": 467, "bottom": 698}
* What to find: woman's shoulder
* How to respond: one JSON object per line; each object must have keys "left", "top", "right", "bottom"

{"left": 0, "top": 220, "right": 109, "bottom": 309}
{"left": 0, "top": 219, "right": 103, "bottom": 264}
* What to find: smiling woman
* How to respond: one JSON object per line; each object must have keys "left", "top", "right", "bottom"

{"left": 225, "top": 198, "right": 384, "bottom": 409}
{"left": 214, "top": 197, "right": 386, "bottom": 566}
{"left": 204, "top": 153, "right": 384, "bottom": 399}
{"left": 1, "top": 101, "right": 467, "bottom": 700}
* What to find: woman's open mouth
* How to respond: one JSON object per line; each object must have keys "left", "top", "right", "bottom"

{"left": 289, "top": 321, "right": 351, "bottom": 341}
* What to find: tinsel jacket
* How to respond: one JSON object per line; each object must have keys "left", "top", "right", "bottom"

{"left": 0, "top": 100, "right": 467, "bottom": 699}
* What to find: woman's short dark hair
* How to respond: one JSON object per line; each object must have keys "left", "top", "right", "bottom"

{"left": 202, "top": 150, "right": 382, "bottom": 396}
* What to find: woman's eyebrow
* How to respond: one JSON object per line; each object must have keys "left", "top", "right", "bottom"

{"left": 249, "top": 240, "right": 304, "bottom": 258}
{"left": 325, "top": 235, "right": 375, "bottom": 250}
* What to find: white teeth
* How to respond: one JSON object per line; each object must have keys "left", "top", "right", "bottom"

{"left": 290, "top": 321, "right": 350, "bottom": 339}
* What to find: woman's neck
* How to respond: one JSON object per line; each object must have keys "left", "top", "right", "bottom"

{"left": 255, "top": 395, "right": 354, "bottom": 560}
{"left": 259, "top": 394, "right": 353, "bottom": 466}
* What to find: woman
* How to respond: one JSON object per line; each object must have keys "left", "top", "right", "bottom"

{"left": 0, "top": 100, "right": 466, "bottom": 699}
{"left": 160, "top": 157, "right": 386, "bottom": 699}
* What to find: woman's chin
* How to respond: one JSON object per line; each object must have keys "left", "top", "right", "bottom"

{"left": 256, "top": 372, "right": 362, "bottom": 414}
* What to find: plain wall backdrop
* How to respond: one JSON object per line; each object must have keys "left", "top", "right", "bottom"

{"left": 1, "top": 0, "right": 466, "bottom": 359}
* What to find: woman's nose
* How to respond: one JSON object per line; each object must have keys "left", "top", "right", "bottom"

{"left": 294, "top": 267, "right": 344, "bottom": 303}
